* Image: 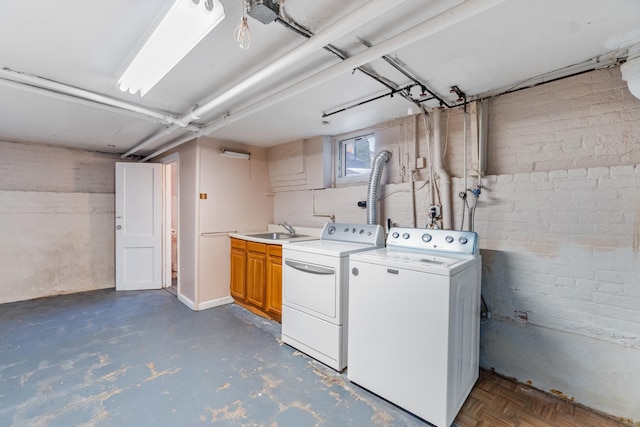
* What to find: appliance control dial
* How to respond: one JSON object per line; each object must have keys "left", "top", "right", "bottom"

{"left": 402, "top": 233, "right": 410, "bottom": 239}
{"left": 392, "top": 232, "right": 399, "bottom": 238}
{"left": 459, "top": 236, "right": 468, "bottom": 244}
{"left": 327, "top": 226, "right": 336, "bottom": 234}
{"left": 421, "top": 233, "right": 432, "bottom": 243}
{"left": 445, "top": 236, "right": 454, "bottom": 243}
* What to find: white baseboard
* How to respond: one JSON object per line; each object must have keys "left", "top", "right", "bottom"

{"left": 197, "top": 295, "right": 234, "bottom": 311}
{"left": 177, "top": 293, "right": 196, "bottom": 310}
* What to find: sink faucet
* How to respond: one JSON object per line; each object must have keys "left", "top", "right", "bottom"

{"left": 279, "top": 222, "right": 295, "bottom": 235}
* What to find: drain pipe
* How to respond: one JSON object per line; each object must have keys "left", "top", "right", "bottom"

{"left": 432, "top": 108, "right": 452, "bottom": 229}
{"left": 123, "top": 0, "right": 409, "bottom": 158}
{"left": 144, "top": 0, "right": 508, "bottom": 161}
{"left": 367, "top": 150, "right": 392, "bottom": 225}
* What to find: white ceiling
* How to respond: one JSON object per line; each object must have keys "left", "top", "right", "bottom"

{"left": 1, "top": 0, "right": 639, "bottom": 158}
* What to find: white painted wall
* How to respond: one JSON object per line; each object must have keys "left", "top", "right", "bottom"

{"left": 197, "top": 137, "right": 274, "bottom": 308}
{"left": 270, "top": 67, "right": 640, "bottom": 422}
{"left": 0, "top": 141, "right": 119, "bottom": 303}
{"left": 157, "top": 137, "right": 274, "bottom": 311}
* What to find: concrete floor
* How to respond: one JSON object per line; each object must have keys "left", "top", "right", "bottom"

{"left": 0, "top": 289, "right": 432, "bottom": 427}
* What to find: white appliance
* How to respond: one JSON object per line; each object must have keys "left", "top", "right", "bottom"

{"left": 281, "top": 223, "right": 385, "bottom": 371}
{"left": 347, "top": 227, "right": 481, "bottom": 427}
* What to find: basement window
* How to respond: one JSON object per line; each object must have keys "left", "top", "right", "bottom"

{"left": 337, "top": 133, "right": 375, "bottom": 182}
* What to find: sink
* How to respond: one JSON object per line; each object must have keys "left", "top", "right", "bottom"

{"left": 246, "top": 232, "right": 304, "bottom": 240}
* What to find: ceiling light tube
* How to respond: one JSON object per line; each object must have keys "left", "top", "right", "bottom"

{"left": 220, "top": 148, "right": 251, "bottom": 159}
{"left": 118, "top": 0, "right": 225, "bottom": 97}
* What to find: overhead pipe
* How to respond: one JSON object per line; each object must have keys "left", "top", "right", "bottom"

{"left": 367, "top": 150, "right": 392, "bottom": 225}
{"left": 0, "top": 66, "right": 200, "bottom": 132}
{"left": 432, "top": 108, "right": 452, "bottom": 230}
{"left": 123, "top": 0, "right": 410, "bottom": 158}
{"left": 144, "top": 0, "right": 508, "bottom": 160}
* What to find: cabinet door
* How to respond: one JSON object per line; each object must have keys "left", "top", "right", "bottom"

{"left": 246, "top": 251, "right": 267, "bottom": 308}
{"left": 230, "top": 248, "right": 246, "bottom": 300}
{"left": 265, "top": 255, "right": 283, "bottom": 321}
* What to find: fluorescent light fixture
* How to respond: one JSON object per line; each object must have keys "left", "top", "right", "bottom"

{"left": 221, "top": 148, "right": 251, "bottom": 159}
{"left": 118, "top": 0, "right": 225, "bottom": 96}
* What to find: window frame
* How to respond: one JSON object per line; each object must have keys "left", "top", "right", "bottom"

{"left": 335, "top": 132, "right": 376, "bottom": 185}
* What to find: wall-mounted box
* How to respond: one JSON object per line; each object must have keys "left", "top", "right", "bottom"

{"left": 268, "top": 136, "right": 331, "bottom": 192}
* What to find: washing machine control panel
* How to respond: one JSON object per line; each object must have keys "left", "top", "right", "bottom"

{"left": 387, "top": 227, "right": 478, "bottom": 255}
{"left": 321, "top": 223, "right": 385, "bottom": 245}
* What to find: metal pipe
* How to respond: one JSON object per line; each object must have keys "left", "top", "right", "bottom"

{"left": 275, "top": 17, "right": 397, "bottom": 92}
{"left": 322, "top": 84, "right": 416, "bottom": 118}
{"left": 463, "top": 100, "right": 469, "bottom": 230}
{"left": 0, "top": 66, "right": 200, "bottom": 131}
{"left": 432, "top": 108, "right": 452, "bottom": 229}
{"left": 367, "top": 150, "right": 392, "bottom": 225}
{"left": 124, "top": 0, "right": 410, "bottom": 157}
{"left": 145, "top": 0, "right": 508, "bottom": 160}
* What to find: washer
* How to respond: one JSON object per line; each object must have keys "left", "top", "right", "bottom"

{"left": 281, "top": 223, "right": 384, "bottom": 371}
{"left": 347, "top": 227, "right": 481, "bottom": 427}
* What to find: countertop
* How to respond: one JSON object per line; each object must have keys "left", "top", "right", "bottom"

{"left": 229, "top": 224, "right": 321, "bottom": 245}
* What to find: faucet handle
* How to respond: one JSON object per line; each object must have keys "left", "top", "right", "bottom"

{"left": 279, "top": 222, "right": 295, "bottom": 234}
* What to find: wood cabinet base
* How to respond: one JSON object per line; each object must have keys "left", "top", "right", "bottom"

{"left": 230, "top": 237, "right": 282, "bottom": 323}
{"left": 232, "top": 298, "right": 281, "bottom": 323}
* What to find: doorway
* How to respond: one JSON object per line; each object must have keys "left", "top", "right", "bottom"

{"left": 162, "top": 154, "right": 179, "bottom": 296}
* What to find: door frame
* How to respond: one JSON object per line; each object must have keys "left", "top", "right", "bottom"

{"left": 115, "top": 162, "right": 163, "bottom": 290}
{"left": 161, "top": 153, "right": 179, "bottom": 291}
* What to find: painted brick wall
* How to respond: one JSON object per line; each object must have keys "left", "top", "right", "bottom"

{"left": 472, "top": 167, "right": 640, "bottom": 347}
{"left": 272, "top": 66, "right": 640, "bottom": 420}
{"left": 470, "top": 68, "right": 640, "bottom": 348}
{"left": 0, "top": 140, "right": 120, "bottom": 303}
{"left": 454, "top": 67, "right": 640, "bottom": 419}
{"left": 487, "top": 67, "right": 640, "bottom": 174}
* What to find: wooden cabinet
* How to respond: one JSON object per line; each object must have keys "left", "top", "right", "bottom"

{"left": 229, "top": 238, "right": 247, "bottom": 300}
{"left": 246, "top": 242, "right": 267, "bottom": 308}
{"left": 230, "top": 238, "right": 283, "bottom": 322}
{"left": 265, "top": 245, "right": 283, "bottom": 322}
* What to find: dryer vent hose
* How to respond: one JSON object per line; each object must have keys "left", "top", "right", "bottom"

{"left": 367, "top": 150, "right": 392, "bottom": 225}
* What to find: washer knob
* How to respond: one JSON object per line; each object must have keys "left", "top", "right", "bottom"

{"left": 421, "top": 233, "right": 432, "bottom": 243}
{"left": 459, "top": 236, "right": 468, "bottom": 244}
{"left": 402, "top": 233, "right": 410, "bottom": 239}
{"left": 359, "top": 229, "right": 364, "bottom": 234}
{"left": 392, "top": 232, "right": 399, "bottom": 238}
{"left": 445, "top": 236, "right": 454, "bottom": 243}
{"left": 327, "top": 226, "right": 336, "bottom": 234}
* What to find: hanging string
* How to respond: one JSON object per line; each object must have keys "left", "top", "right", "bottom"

{"left": 234, "top": 0, "right": 251, "bottom": 49}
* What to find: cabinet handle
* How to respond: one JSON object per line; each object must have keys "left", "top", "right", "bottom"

{"left": 285, "top": 260, "right": 335, "bottom": 275}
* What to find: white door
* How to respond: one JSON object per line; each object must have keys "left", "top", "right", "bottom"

{"left": 115, "top": 162, "right": 163, "bottom": 291}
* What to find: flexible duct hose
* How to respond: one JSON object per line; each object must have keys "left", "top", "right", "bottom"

{"left": 367, "top": 150, "right": 392, "bottom": 225}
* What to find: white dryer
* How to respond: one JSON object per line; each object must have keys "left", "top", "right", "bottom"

{"left": 282, "top": 223, "right": 384, "bottom": 371}
{"left": 347, "top": 227, "right": 481, "bottom": 427}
